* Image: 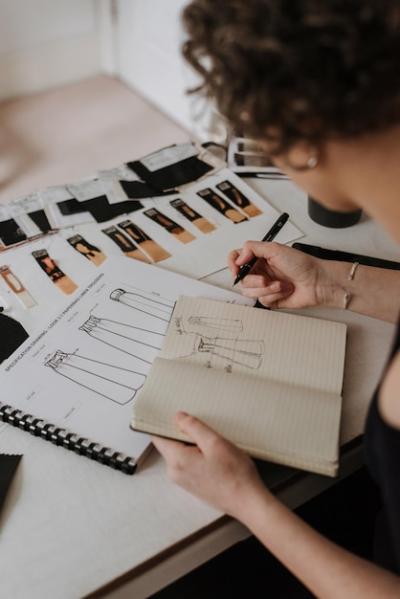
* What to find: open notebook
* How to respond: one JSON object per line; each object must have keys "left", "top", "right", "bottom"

{"left": 131, "top": 297, "right": 347, "bottom": 476}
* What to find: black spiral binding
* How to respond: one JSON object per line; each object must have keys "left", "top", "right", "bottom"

{"left": 0, "top": 402, "right": 136, "bottom": 474}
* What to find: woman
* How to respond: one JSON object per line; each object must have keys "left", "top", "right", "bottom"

{"left": 153, "top": 2, "right": 400, "bottom": 595}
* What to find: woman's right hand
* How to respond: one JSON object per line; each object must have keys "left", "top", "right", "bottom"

{"left": 228, "top": 241, "right": 334, "bottom": 310}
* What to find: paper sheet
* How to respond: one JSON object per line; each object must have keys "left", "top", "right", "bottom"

{"left": 0, "top": 165, "right": 304, "bottom": 334}
{"left": 73, "top": 169, "right": 303, "bottom": 279}
{"left": 0, "top": 258, "right": 251, "bottom": 460}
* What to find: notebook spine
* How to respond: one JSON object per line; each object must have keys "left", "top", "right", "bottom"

{"left": 0, "top": 402, "right": 136, "bottom": 475}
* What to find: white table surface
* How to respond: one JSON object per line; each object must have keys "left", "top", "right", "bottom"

{"left": 1, "top": 179, "right": 398, "bottom": 599}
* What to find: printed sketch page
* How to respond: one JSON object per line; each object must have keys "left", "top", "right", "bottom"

{"left": 162, "top": 296, "right": 347, "bottom": 396}
{"left": 72, "top": 169, "right": 303, "bottom": 280}
{"left": 0, "top": 258, "right": 250, "bottom": 459}
{"left": 132, "top": 359, "right": 341, "bottom": 476}
{"left": 0, "top": 233, "right": 95, "bottom": 336}
{"left": 142, "top": 169, "right": 303, "bottom": 278}
{"left": 0, "top": 170, "right": 304, "bottom": 339}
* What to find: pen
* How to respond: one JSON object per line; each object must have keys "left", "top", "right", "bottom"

{"left": 235, "top": 171, "right": 289, "bottom": 180}
{"left": 233, "top": 212, "right": 289, "bottom": 286}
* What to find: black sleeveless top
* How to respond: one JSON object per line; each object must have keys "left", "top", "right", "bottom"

{"left": 364, "top": 319, "right": 400, "bottom": 573}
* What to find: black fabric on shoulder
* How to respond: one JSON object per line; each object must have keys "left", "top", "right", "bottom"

{"left": 365, "top": 318, "right": 400, "bottom": 573}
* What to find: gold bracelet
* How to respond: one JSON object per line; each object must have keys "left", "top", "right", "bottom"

{"left": 343, "top": 262, "right": 360, "bottom": 309}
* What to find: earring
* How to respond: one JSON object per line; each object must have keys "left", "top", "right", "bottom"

{"left": 283, "top": 146, "right": 320, "bottom": 171}
{"left": 307, "top": 154, "right": 318, "bottom": 169}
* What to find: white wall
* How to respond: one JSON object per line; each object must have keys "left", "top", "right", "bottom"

{"left": 0, "top": 0, "right": 223, "bottom": 139}
{"left": 114, "top": 0, "right": 223, "bottom": 140}
{"left": 0, "top": 0, "right": 104, "bottom": 100}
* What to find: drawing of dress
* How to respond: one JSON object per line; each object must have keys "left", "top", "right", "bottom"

{"left": 45, "top": 351, "right": 146, "bottom": 405}
{"left": 110, "top": 288, "right": 173, "bottom": 322}
{"left": 79, "top": 316, "right": 164, "bottom": 364}
{"left": 177, "top": 333, "right": 264, "bottom": 370}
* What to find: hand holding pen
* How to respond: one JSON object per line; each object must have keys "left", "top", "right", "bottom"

{"left": 227, "top": 213, "right": 324, "bottom": 310}
{"left": 233, "top": 213, "right": 289, "bottom": 285}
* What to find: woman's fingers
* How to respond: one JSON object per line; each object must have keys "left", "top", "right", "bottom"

{"left": 228, "top": 249, "right": 241, "bottom": 276}
{"left": 240, "top": 273, "right": 272, "bottom": 288}
{"left": 241, "top": 280, "right": 293, "bottom": 300}
{"left": 257, "top": 291, "right": 292, "bottom": 308}
{"left": 175, "top": 412, "right": 224, "bottom": 455}
{"left": 151, "top": 436, "right": 187, "bottom": 459}
{"left": 235, "top": 240, "right": 282, "bottom": 266}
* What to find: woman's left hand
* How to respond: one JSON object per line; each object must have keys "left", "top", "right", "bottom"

{"left": 152, "top": 411, "right": 268, "bottom": 519}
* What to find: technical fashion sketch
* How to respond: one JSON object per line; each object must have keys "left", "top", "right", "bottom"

{"left": 45, "top": 351, "right": 146, "bottom": 405}
{"left": 187, "top": 316, "right": 243, "bottom": 333}
{"left": 117, "top": 219, "right": 171, "bottom": 262}
{"left": 169, "top": 198, "right": 216, "bottom": 233}
{"left": 79, "top": 316, "right": 164, "bottom": 364}
{"left": 143, "top": 208, "right": 195, "bottom": 243}
{"left": 196, "top": 188, "right": 248, "bottom": 224}
{"left": 176, "top": 332, "right": 264, "bottom": 370}
{"left": 110, "top": 288, "right": 174, "bottom": 322}
{"left": 67, "top": 234, "right": 106, "bottom": 266}
{"left": 216, "top": 180, "right": 262, "bottom": 218}
{"left": 32, "top": 249, "right": 78, "bottom": 294}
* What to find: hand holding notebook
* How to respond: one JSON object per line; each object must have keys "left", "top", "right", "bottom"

{"left": 131, "top": 297, "right": 347, "bottom": 476}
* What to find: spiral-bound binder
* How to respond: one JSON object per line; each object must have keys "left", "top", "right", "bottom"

{"left": 0, "top": 402, "right": 136, "bottom": 474}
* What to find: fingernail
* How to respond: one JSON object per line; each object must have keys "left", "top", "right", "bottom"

{"left": 177, "top": 411, "right": 188, "bottom": 418}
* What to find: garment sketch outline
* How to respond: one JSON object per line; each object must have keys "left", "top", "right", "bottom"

{"left": 187, "top": 316, "right": 243, "bottom": 333}
{"left": 121, "top": 285, "right": 174, "bottom": 308}
{"left": 45, "top": 350, "right": 146, "bottom": 405}
{"left": 175, "top": 332, "right": 264, "bottom": 371}
{"left": 110, "top": 288, "right": 174, "bottom": 323}
{"left": 79, "top": 315, "right": 165, "bottom": 365}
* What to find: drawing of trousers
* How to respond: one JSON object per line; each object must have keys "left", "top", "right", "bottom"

{"left": 45, "top": 351, "right": 146, "bottom": 405}
{"left": 110, "top": 289, "right": 173, "bottom": 322}
{"left": 195, "top": 336, "right": 264, "bottom": 369}
{"left": 187, "top": 316, "right": 243, "bottom": 333}
{"left": 79, "top": 316, "right": 164, "bottom": 364}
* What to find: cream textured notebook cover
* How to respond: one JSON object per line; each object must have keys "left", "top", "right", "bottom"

{"left": 131, "top": 297, "right": 347, "bottom": 476}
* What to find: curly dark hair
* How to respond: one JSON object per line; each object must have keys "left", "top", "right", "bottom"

{"left": 182, "top": 0, "right": 400, "bottom": 153}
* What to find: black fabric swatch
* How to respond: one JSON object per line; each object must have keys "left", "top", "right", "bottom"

{"left": 119, "top": 179, "right": 172, "bottom": 199}
{"left": 28, "top": 209, "right": 51, "bottom": 233}
{"left": 128, "top": 155, "right": 212, "bottom": 192}
{"left": 0, "top": 454, "right": 22, "bottom": 515}
{"left": 57, "top": 195, "right": 144, "bottom": 223}
{"left": 0, "top": 313, "right": 29, "bottom": 364}
{"left": 0, "top": 219, "right": 27, "bottom": 246}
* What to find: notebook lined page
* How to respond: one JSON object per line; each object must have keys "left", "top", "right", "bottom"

{"left": 132, "top": 358, "right": 341, "bottom": 476}
{"left": 162, "top": 297, "right": 347, "bottom": 395}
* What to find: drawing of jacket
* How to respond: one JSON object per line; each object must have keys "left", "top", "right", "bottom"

{"left": 79, "top": 316, "right": 164, "bottom": 364}
{"left": 45, "top": 350, "right": 146, "bottom": 405}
